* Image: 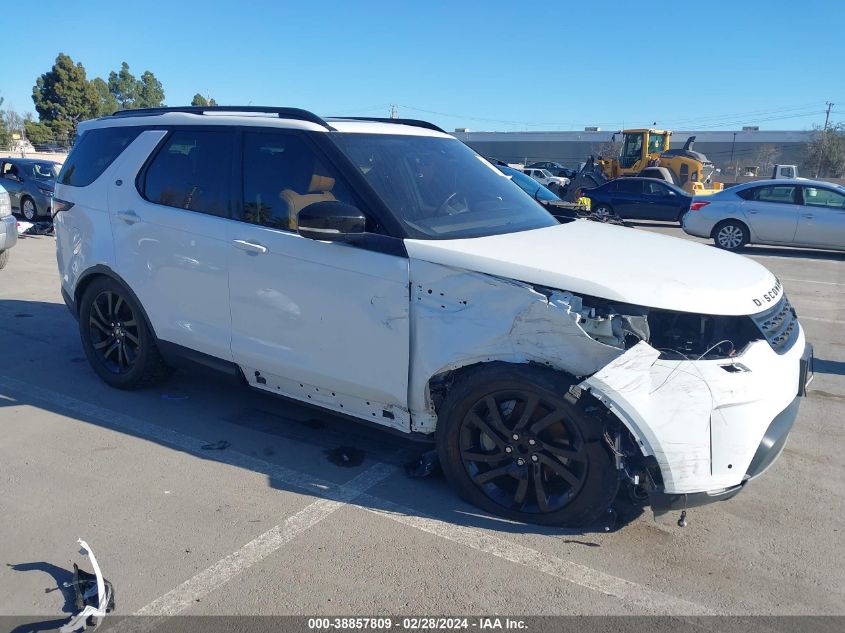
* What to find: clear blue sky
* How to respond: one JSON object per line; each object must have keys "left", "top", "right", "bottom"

{"left": 2, "top": 0, "right": 842, "bottom": 132}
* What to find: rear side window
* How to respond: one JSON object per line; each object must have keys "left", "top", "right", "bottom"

{"left": 60, "top": 127, "right": 142, "bottom": 187}
{"left": 738, "top": 185, "right": 797, "bottom": 204}
{"left": 617, "top": 179, "right": 642, "bottom": 194}
{"left": 141, "top": 130, "right": 233, "bottom": 217}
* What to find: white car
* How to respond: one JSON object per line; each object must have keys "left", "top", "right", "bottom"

{"left": 54, "top": 106, "right": 812, "bottom": 526}
{"left": 523, "top": 168, "right": 569, "bottom": 190}
{"left": 0, "top": 183, "right": 17, "bottom": 269}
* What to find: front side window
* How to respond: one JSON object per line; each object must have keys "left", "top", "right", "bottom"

{"left": 332, "top": 133, "right": 556, "bottom": 239}
{"left": 803, "top": 186, "right": 845, "bottom": 208}
{"left": 142, "top": 130, "right": 233, "bottom": 217}
{"left": 60, "top": 126, "right": 142, "bottom": 187}
{"left": 240, "top": 132, "right": 355, "bottom": 231}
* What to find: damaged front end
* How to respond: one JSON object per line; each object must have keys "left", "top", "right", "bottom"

{"left": 411, "top": 260, "right": 806, "bottom": 519}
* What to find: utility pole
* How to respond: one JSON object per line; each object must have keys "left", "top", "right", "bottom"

{"left": 730, "top": 132, "right": 737, "bottom": 180}
{"left": 389, "top": 104, "right": 398, "bottom": 119}
{"left": 815, "top": 101, "right": 834, "bottom": 178}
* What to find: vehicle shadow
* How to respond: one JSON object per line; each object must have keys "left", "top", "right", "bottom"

{"left": 740, "top": 245, "right": 845, "bottom": 261}
{"left": 0, "top": 299, "right": 644, "bottom": 543}
{"left": 626, "top": 221, "right": 680, "bottom": 229}
{"left": 813, "top": 358, "right": 845, "bottom": 376}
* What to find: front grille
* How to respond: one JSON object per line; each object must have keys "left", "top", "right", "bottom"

{"left": 752, "top": 295, "right": 799, "bottom": 354}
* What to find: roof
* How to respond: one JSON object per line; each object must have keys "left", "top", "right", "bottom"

{"left": 78, "top": 107, "right": 452, "bottom": 139}
{"left": 730, "top": 178, "right": 843, "bottom": 188}
{"left": 2, "top": 157, "right": 61, "bottom": 164}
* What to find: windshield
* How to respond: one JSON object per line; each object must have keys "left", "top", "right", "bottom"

{"left": 27, "top": 162, "right": 60, "bottom": 179}
{"left": 499, "top": 166, "right": 559, "bottom": 201}
{"left": 332, "top": 133, "right": 557, "bottom": 239}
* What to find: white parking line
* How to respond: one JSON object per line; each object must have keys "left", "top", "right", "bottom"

{"left": 136, "top": 462, "right": 395, "bottom": 616}
{"left": 0, "top": 375, "right": 713, "bottom": 617}
{"left": 780, "top": 277, "right": 843, "bottom": 286}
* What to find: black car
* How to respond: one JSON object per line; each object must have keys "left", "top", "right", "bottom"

{"left": 583, "top": 177, "right": 692, "bottom": 222}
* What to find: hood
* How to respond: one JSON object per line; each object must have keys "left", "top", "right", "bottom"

{"left": 405, "top": 222, "right": 780, "bottom": 316}
{"left": 34, "top": 178, "right": 55, "bottom": 191}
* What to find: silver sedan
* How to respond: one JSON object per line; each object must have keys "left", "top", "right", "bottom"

{"left": 682, "top": 178, "right": 845, "bottom": 251}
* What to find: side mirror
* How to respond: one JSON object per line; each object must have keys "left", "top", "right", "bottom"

{"left": 298, "top": 201, "right": 366, "bottom": 242}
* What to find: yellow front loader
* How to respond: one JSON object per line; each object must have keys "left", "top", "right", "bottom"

{"left": 598, "top": 129, "right": 723, "bottom": 195}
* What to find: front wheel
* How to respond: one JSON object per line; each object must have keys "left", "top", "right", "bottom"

{"left": 436, "top": 363, "right": 618, "bottom": 526}
{"left": 713, "top": 220, "right": 749, "bottom": 251}
{"left": 21, "top": 197, "right": 38, "bottom": 221}
{"left": 79, "top": 277, "right": 170, "bottom": 389}
{"left": 0, "top": 250, "right": 8, "bottom": 270}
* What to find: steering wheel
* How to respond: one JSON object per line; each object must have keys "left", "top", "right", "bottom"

{"left": 435, "top": 192, "right": 470, "bottom": 216}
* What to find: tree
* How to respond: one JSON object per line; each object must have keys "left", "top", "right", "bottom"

{"left": 804, "top": 123, "right": 845, "bottom": 178}
{"left": 596, "top": 139, "right": 622, "bottom": 160}
{"left": 32, "top": 53, "right": 99, "bottom": 130}
{"left": 91, "top": 77, "right": 118, "bottom": 116}
{"left": 24, "top": 120, "right": 55, "bottom": 145}
{"left": 108, "top": 62, "right": 139, "bottom": 108}
{"left": 108, "top": 62, "right": 165, "bottom": 109}
{"left": 190, "top": 93, "right": 218, "bottom": 107}
{"left": 137, "top": 71, "right": 165, "bottom": 108}
{"left": 754, "top": 144, "right": 780, "bottom": 176}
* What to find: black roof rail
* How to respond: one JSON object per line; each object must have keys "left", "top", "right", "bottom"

{"left": 109, "top": 106, "right": 334, "bottom": 130}
{"left": 329, "top": 117, "right": 446, "bottom": 134}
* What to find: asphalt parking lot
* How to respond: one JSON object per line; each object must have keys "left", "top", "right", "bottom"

{"left": 1, "top": 223, "right": 843, "bottom": 625}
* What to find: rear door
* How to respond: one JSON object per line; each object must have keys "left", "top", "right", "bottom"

{"left": 613, "top": 178, "right": 644, "bottom": 217}
{"left": 794, "top": 185, "right": 845, "bottom": 248}
{"left": 226, "top": 129, "right": 411, "bottom": 424}
{"left": 738, "top": 184, "right": 800, "bottom": 242}
{"left": 109, "top": 128, "right": 236, "bottom": 361}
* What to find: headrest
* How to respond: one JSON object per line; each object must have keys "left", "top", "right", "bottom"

{"left": 308, "top": 174, "right": 335, "bottom": 193}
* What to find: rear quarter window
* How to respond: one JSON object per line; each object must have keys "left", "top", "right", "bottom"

{"left": 59, "top": 127, "right": 142, "bottom": 187}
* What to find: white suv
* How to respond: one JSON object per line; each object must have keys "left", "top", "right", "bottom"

{"left": 54, "top": 106, "right": 812, "bottom": 526}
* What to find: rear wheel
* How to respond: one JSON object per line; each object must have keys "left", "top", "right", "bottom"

{"left": 0, "top": 250, "right": 8, "bottom": 270}
{"left": 436, "top": 363, "right": 618, "bottom": 526}
{"left": 713, "top": 220, "right": 749, "bottom": 251}
{"left": 79, "top": 277, "right": 170, "bottom": 389}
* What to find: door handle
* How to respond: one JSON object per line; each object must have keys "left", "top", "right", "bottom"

{"left": 232, "top": 239, "right": 268, "bottom": 254}
{"left": 747, "top": 210, "right": 758, "bottom": 214}
{"left": 116, "top": 210, "right": 140, "bottom": 224}
{"left": 802, "top": 213, "right": 814, "bottom": 219}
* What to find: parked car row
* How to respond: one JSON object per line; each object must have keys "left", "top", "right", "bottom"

{"left": 0, "top": 157, "right": 60, "bottom": 220}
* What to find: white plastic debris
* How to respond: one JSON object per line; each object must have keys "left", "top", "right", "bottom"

{"left": 60, "top": 539, "right": 112, "bottom": 633}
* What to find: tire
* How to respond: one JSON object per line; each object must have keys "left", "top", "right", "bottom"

{"left": 712, "top": 220, "right": 749, "bottom": 251}
{"left": 21, "top": 197, "right": 38, "bottom": 221}
{"left": 78, "top": 277, "right": 170, "bottom": 389}
{"left": 592, "top": 204, "right": 616, "bottom": 222}
{"left": 0, "top": 250, "right": 8, "bottom": 270}
{"left": 436, "top": 363, "right": 619, "bottom": 526}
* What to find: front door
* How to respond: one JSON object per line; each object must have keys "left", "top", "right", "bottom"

{"left": 109, "top": 128, "right": 235, "bottom": 361}
{"left": 642, "top": 180, "right": 679, "bottom": 221}
{"left": 795, "top": 185, "right": 845, "bottom": 248}
{"left": 227, "top": 130, "right": 411, "bottom": 425}
{"left": 0, "top": 161, "right": 24, "bottom": 211}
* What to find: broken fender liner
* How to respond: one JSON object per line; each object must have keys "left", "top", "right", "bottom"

{"left": 60, "top": 540, "right": 115, "bottom": 633}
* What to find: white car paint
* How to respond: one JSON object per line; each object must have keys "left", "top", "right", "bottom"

{"left": 524, "top": 168, "right": 569, "bottom": 189}
{"left": 406, "top": 221, "right": 780, "bottom": 316}
{"left": 55, "top": 112, "right": 806, "bottom": 505}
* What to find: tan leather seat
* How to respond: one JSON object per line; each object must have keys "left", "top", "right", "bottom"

{"left": 280, "top": 174, "right": 336, "bottom": 230}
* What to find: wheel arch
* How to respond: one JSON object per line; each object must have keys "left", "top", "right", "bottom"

{"left": 74, "top": 265, "right": 159, "bottom": 339}
{"left": 710, "top": 217, "right": 750, "bottom": 239}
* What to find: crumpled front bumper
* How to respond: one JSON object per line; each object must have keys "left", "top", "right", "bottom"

{"left": 582, "top": 331, "right": 812, "bottom": 515}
